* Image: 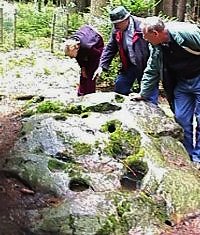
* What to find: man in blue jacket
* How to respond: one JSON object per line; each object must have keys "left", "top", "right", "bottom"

{"left": 93, "top": 6, "right": 158, "bottom": 104}
{"left": 133, "top": 16, "right": 200, "bottom": 164}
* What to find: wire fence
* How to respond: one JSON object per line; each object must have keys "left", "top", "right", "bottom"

{"left": 0, "top": 3, "right": 81, "bottom": 52}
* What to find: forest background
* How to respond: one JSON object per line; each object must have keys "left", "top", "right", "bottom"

{"left": 0, "top": 0, "right": 200, "bottom": 85}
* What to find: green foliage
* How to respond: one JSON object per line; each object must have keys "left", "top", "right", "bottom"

{"left": 23, "top": 100, "right": 65, "bottom": 116}
{"left": 104, "top": 128, "right": 141, "bottom": 157}
{"left": 66, "top": 13, "right": 85, "bottom": 35}
{"left": 43, "top": 67, "right": 51, "bottom": 75}
{"left": 116, "top": 199, "right": 131, "bottom": 217}
{"left": 64, "top": 104, "right": 84, "bottom": 114}
{"left": 110, "top": 0, "right": 155, "bottom": 17}
{"left": 64, "top": 162, "right": 86, "bottom": 178}
{"left": 124, "top": 149, "right": 145, "bottom": 165}
{"left": 0, "top": 66, "right": 4, "bottom": 76}
{"left": 12, "top": 3, "right": 54, "bottom": 48}
{"left": 16, "top": 35, "right": 32, "bottom": 48}
{"left": 23, "top": 98, "right": 88, "bottom": 117}
{"left": 101, "top": 119, "right": 122, "bottom": 132}
{"left": 0, "top": 3, "right": 87, "bottom": 51}
{"left": 17, "top": 3, "right": 53, "bottom": 38}
{"left": 101, "top": 57, "right": 120, "bottom": 84}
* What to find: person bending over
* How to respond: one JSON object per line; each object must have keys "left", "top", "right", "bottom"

{"left": 64, "top": 25, "right": 104, "bottom": 96}
{"left": 133, "top": 16, "right": 200, "bottom": 164}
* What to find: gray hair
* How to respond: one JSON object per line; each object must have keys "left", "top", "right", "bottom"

{"left": 143, "top": 16, "right": 165, "bottom": 33}
{"left": 61, "top": 38, "right": 80, "bottom": 55}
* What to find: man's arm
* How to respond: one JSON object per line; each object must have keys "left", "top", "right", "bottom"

{"left": 93, "top": 31, "right": 119, "bottom": 80}
{"left": 139, "top": 45, "right": 161, "bottom": 99}
{"left": 98, "top": 32, "right": 119, "bottom": 71}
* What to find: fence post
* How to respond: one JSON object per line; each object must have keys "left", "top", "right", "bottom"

{"left": 0, "top": 8, "right": 3, "bottom": 44}
{"left": 65, "top": 11, "right": 69, "bottom": 38}
{"left": 50, "top": 12, "right": 56, "bottom": 53}
{"left": 13, "top": 8, "right": 17, "bottom": 49}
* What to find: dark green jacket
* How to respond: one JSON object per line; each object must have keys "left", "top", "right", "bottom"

{"left": 140, "top": 22, "right": 200, "bottom": 109}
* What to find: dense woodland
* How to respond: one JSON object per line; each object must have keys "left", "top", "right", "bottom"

{"left": 45, "top": 0, "right": 200, "bottom": 22}
{"left": 5, "top": 0, "right": 200, "bottom": 21}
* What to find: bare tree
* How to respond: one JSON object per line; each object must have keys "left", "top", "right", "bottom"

{"left": 163, "top": 0, "right": 175, "bottom": 16}
{"left": 177, "top": 0, "right": 187, "bottom": 21}
{"left": 75, "top": 0, "right": 90, "bottom": 12}
{"left": 193, "top": 0, "right": 200, "bottom": 21}
{"left": 154, "top": 0, "right": 176, "bottom": 16}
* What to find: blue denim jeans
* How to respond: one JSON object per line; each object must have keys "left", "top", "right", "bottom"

{"left": 174, "top": 74, "right": 200, "bottom": 163}
{"left": 114, "top": 65, "right": 159, "bottom": 104}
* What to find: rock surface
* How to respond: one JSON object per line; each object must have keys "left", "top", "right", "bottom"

{"left": 0, "top": 48, "right": 200, "bottom": 235}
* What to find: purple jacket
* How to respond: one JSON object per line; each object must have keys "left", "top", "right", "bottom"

{"left": 71, "top": 25, "right": 104, "bottom": 77}
{"left": 99, "top": 16, "right": 149, "bottom": 80}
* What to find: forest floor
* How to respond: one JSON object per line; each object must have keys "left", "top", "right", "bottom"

{"left": 0, "top": 48, "right": 199, "bottom": 234}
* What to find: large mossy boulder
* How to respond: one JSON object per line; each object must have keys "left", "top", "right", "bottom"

{"left": 2, "top": 92, "right": 200, "bottom": 235}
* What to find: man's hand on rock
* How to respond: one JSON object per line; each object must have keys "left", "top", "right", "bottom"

{"left": 129, "top": 93, "right": 146, "bottom": 101}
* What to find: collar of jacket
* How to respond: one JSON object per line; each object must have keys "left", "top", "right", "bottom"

{"left": 166, "top": 22, "right": 200, "bottom": 46}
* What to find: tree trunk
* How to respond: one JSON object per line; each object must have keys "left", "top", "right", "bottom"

{"left": 90, "top": 0, "right": 107, "bottom": 16}
{"left": 163, "top": 0, "right": 175, "bottom": 16}
{"left": 193, "top": 0, "right": 200, "bottom": 21}
{"left": 177, "top": 0, "right": 187, "bottom": 21}
{"left": 75, "top": 0, "right": 90, "bottom": 12}
{"left": 154, "top": 0, "right": 164, "bottom": 15}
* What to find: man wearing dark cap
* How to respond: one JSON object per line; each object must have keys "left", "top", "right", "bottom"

{"left": 93, "top": 6, "right": 158, "bottom": 103}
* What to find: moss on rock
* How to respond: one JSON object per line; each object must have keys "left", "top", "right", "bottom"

{"left": 114, "top": 94, "right": 125, "bottom": 103}
{"left": 101, "top": 120, "right": 141, "bottom": 158}
{"left": 97, "top": 191, "right": 168, "bottom": 234}
{"left": 64, "top": 104, "right": 85, "bottom": 114}
{"left": 124, "top": 149, "right": 145, "bottom": 165}
{"left": 85, "top": 102, "right": 121, "bottom": 113}
{"left": 161, "top": 169, "right": 200, "bottom": 215}
{"left": 48, "top": 159, "right": 67, "bottom": 171}
{"left": 72, "top": 142, "right": 92, "bottom": 156}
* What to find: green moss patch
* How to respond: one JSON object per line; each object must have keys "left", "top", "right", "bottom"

{"left": 48, "top": 159, "right": 67, "bottom": 172}
{"left": 85, "top": 102, "right": 121, "bottom": 113}
{"left": 102, "top": 120, "right": 141, "bottom": 158}
{"left": 36, "top": 100, "right": 65, "bottom": 113}
{"left": 72, "top": 142, "right": 92, "bottom": 156}
{"left": 23, "top": 99, "right": 87, "bottom": 117}
{"left": 96, "top": 214, "right": 120, "bottom": 235}
{"left": 64, "top": 104, "right": 84, "bottom": 114}
{"left": 114, "top": 94, "right": 125, "bottom": 103}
